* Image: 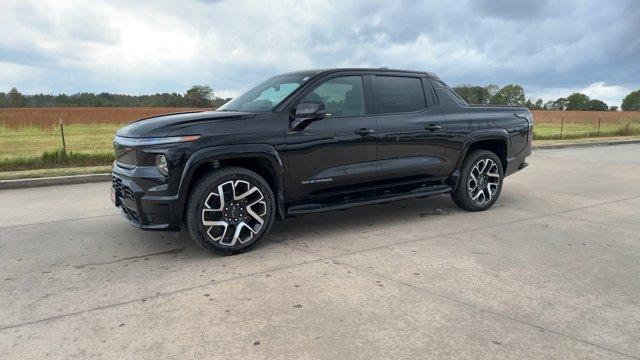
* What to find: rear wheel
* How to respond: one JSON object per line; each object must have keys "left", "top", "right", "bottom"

{"left": 186, "top": 167, "right": 275, "bottom": 254}
{"left": 451, "top": 150, "right": 503, "bottom": 211}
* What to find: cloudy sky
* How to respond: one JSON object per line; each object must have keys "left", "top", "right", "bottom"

{"left": 1, "top": 0, "right": 638, "bottom": 106}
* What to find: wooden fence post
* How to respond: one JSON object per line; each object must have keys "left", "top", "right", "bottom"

{"left": 560, "top": 111, "right": 564, "bottom": 139}
{"left": 59, "top": 118, "right": 66, "bottom": 153}
{"left": 628, "top": 115, "right": 632, "bottom": 135}
{"left": 597, "top": 114, "right": 602, "bottom": 137}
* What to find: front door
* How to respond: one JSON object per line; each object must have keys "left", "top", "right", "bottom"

{"left": 285, "top": 75, "right": 377, "bottom": 203}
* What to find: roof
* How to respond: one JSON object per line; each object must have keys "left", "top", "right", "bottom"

{"left": 311, "top": 67, "right": 439, "bottom": 78}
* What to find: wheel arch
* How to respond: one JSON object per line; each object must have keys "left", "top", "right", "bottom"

{"left": 447, "top": 130, "right": 509, "bottom": 188}
{"left": 178, "top": 144, "right": 286, "bottom": 221}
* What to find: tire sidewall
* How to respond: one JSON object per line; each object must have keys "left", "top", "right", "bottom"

{"left": 186, "top": 167, "right": 275, "bottom": 254}
{"left": 454, "top": 150, "right": 504, "bottom": 211}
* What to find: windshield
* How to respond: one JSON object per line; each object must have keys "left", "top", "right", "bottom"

{"left": 218, "top": 71, "right": 320, "bottom": 112}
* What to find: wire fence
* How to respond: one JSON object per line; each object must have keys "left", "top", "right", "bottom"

{"left": 0, "top": 107, "right": 203, "bottom": 128}
{"left": 0, "top": 121, "right": 121, "bottom": 159}
{"left": 531, "top": 110, "right": 640, "bottom": 140}
{"left": 1, "top": 109, "right": 639, "bottom": 161}
{"left": 0, "top": 107, "right": 204, "bottom": 161}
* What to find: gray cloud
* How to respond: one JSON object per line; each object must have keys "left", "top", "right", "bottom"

{"left": 0, "top": 0, "right": 638, "bottom": 105}
{"left": 474, "top": 0, "right": 551, "bottom": 20}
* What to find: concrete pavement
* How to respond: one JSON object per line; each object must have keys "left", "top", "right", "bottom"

{"left": 1, "top": 144, "right": 639, "bottom": 359}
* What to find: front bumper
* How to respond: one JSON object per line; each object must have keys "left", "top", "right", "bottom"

{"left": 111, "top": 164, "right": 183, "bottom": 231}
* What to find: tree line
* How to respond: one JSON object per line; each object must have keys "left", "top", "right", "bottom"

{"left": 0, "top": 85, "right": 231, "bottom": 108}
{"left": 452, "top": 84, "right": 640, "bottom": 111}
{"left": 2, "top": 83, "right": 639, "bottom": 111}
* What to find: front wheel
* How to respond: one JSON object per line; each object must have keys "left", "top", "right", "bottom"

{"left": 451, "top": 150, "right": 504, "bottom": 211}
{"left": 186, "top": 167, "right": 275, "bottom": 254}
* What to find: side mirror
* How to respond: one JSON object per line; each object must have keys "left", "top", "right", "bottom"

{"left": 291, "top": 101, "right": 326, "bottom": 130}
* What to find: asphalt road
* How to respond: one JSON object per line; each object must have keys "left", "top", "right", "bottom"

{"left": 1, "top": 144, "right": 639, "bottom": 359}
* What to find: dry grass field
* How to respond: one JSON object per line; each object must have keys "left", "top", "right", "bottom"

{"left": 0, "top": 107, "right": 203, "bottom": 129}
{"left": 0, "top": 107, "right": 638, "bottom": 172}
{"left": 531, "top": 110, "right": 640, "bottom": 139}
{"left": 0, "top": 107, "right": 203, "bottom": 171}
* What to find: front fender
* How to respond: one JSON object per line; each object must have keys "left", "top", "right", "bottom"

{"left": 177, "top": 143, "right": 285, "bottom": 219}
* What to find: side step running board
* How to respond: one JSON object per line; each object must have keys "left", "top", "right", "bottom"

{"left": 287, "top": 185, "right": 452, "bottom": 215}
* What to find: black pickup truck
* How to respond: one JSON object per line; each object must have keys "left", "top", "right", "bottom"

{"left": 112, "top": 68, "right": 532, "bottom": 254}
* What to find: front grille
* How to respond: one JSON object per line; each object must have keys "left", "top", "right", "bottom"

{"left": 112, "top": 177, "right": 134, "bottom": 200}
{"left": 121, "top": 206, "right": 140, "bottom": 222}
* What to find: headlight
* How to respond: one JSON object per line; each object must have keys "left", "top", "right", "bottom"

{"left": 114, "top": 135, "right": 201, "bottom": 146}
{"left": 156, "top": 154, "right": 170, "bottom": 176}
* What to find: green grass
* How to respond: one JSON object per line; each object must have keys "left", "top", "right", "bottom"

{"left": 0, "top": 149, "right": 114, "bottom": 172}
{"left": 1, "top": 121, "right": 639, "bottom": 174}
{"left": 0, "top": 123, "right": 119, "bottom": 171}
{"left": 533, "top": 122, "right": 640, "bottom": 140}
{"left": 0, "top": 123, "right": 122, "bottom": 159}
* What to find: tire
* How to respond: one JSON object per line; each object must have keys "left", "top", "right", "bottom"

{"left": 451, "top": 150, "right": 504, "bottom": 211}
{"left": 186, "top": 166, "right": 275, "bottom": 255}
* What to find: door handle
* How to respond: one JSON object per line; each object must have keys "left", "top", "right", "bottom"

{"left": 424, "top": 124, "right": 442, "bottom": 131}
{"left": 355, "top": 128, "right": 375, "bottom": 136}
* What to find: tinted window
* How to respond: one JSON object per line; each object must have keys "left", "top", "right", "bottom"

{"left": 431, "top": 79, "right": 467, "bottom": 105}
{"left": 374, "top": 76, "right": 426, "bottom": 113}
{"left": 423, "top": 78, "right": 437, "bottom": 106}
{"left": 302, "top": 76, "right": 365, "bottom": 118}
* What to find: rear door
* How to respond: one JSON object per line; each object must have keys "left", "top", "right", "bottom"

{"left": 372, "top": 74, "right": 447, "bottom": 183}
{"left": 284, "top": 74, "right": 377, "bottom": 202}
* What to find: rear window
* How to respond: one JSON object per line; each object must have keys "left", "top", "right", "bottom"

{"left": 432, "top": 79, "right": 468, "bottom": 106}
{"left": 373, "top": 76, "right": 426, "bottom": 114}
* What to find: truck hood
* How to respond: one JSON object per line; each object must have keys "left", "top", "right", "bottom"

{"left": 116, "top": 110, "right": 256, "bottom": 138}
